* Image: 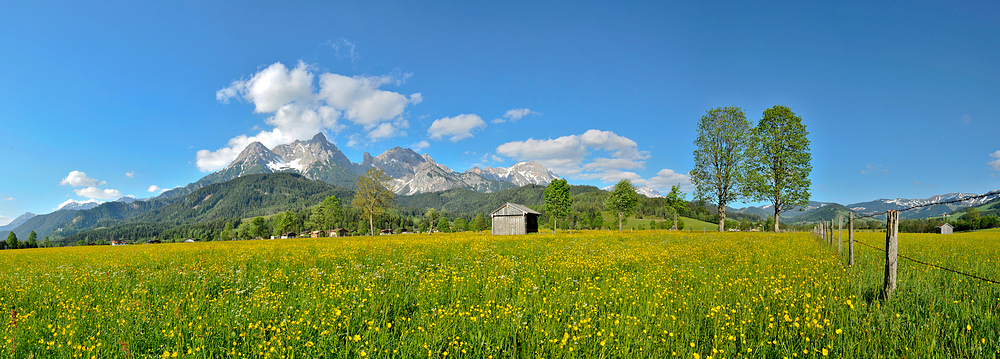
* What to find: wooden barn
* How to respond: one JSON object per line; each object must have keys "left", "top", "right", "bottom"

{"left": 935, "top": 223, "right": 954, "bottom": 234}
{"left": 330, "top": 228, "right": 349, "bottom": 237}
{"left": 490, "top": 202, "right": 540, "bottom": 235}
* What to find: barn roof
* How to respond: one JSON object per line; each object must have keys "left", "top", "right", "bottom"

{"left": 490, "top": 202, "right": 541, "bottom": 216}
{"left": 935, "top": 223, "right": 953, "bottom": 228}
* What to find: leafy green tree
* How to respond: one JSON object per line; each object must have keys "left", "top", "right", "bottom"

{"left": 221, "top": 222, "right": 234, "bottom": 241}
{"left": 6, "top": 232, "right": 17, "bottom": 250}
{"left": 452, "top": 218, "right": 467, "bottom": 232}
{"left": 604, "top": 179, "right": 640, "bottom": 232}
{"left": 469, "top": 214, "right": 486, "bottom": 232}
{"left": 236, "top": 221, "right": 251, "bottom": 239}
{"left": 590, "top": 211, "right": 605, "bottom": 230}
{"left": 740, "top": 218, "right": 751, "bottom": 231}
{"left": 691, "top": 106, "right": 752, "bottom": 232}
{"left": 962, "top": 207, "right": 981, "bottom": 223}
{"left": 544, "top": 178, "right": 573, "bottom": 234}
{"left": 249, "top": 216, "right": 268, "bottom": 239}
{"left": 664, "top": 185, "right": 686, "bottom": 230}
{"left": 425, "top": 208, "right": 439, "bottom": 233}
{"left": 353, "top": 168, "right": 395, "bottom": 236}
{"left": 745, "top": 105, "right": 812, "bottom": 232}
{"left": 308, "top": 196, "right": 344, "bottom": 231}
{"left": 272, "top": 211, "right": 299, "bottom": 237}
{"left": 27, "top": 231, "right": 37, "bottom": 248}
{"left": 418, "top": 221, "right": 429, "bottom": 233}
{"left": 437, "top": 217, "right": 451, "bottom": 233}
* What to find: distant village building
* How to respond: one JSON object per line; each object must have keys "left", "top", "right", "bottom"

{"left": 490, "top": 202, "right": 540, "bottom": 235}
{"left": 935, "top": 223, "right": 954, "bottom": 234}
{"left": 330, "top": 228, "right": 349, "bottom": 237}
{"left": 379, "top": 229, "right": 395, "bottom": 235}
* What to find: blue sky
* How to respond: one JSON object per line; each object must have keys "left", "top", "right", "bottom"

{"left": 1, "top": 1, "right": 998, "bottom": 223}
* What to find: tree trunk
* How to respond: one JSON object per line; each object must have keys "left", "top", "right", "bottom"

{"left": 369, "top": 214, "right": 374, "bottom": 237}
{"left": 718, "top": 207, "right": 726, "bottom": 232}
{"left": 553, "top": 217, "right": 557, "bottom": 234}
{"left": 773, "top": 211, "right": 780, "bottom": 233}
{"left": 672, "top": 212, "right": 678, "bottom": 230}
{"left": 619, "top": 212, "right": 623, "bottom": 232}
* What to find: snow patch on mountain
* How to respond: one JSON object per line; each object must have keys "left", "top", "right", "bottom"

{"left": 602, "top": 184, "right": 663, "bottom": 198}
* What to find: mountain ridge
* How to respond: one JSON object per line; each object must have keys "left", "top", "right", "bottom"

{"left": 163, "top": 133, "right": 553, "bottom": 199}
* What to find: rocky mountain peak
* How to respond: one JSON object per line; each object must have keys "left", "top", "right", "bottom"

{"left": 470, "top": 160, "right": 559, "bottom": 186}
{"left": 229, "top": 142, "right": 281, "bottom": 169}
{"left": 373, "top": 147, "right": 426, "bottom": 178}
{"left": 272, "top": 132, "right": 353, "bottom": 170}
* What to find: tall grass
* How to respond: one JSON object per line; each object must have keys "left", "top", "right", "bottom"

{"left": 0, "top": 230, "right": 996, "bottom": 358}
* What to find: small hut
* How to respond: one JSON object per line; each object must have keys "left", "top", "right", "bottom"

{"left": 935, "top": 223, "right": 954, "bottom": 234}
{"left": 379, "top": 229, "right": 395, "bottom": 235}
{"left": 311, "top": 230, "right": 325, "bottom": 238}
{"left": 330, "top": 228, "right": 349, "bottom": 237}
{"left": 490, "top": 202, "right": 540, "bottom": 235}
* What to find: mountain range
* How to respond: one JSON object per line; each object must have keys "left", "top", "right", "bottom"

{"left": 159, "top": 133, "right": 559, "bottom": 199}
{"left": 731, "top": 191, "right": 1000, "bottom": 221}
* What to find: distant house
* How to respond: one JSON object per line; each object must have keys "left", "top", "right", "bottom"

{"left": 490, "top": 202, "right": 540, "bottom": 235}
{"left": 310, "top": 230, "right": 325, "bottom": 238}
{"left": 379, "top": 229, "right": 395, "bottom": 235}
{"left": 280, "top": 232, "right": 297, "bottom": 239}
{"left": 935, "top": 223, "right": 954, "bottom": 234}
{"left": 111, "top": 240, "right": 128, "bottom": 246}
{"left": 183, "top": 239, "right": 196, "bottom": 243}
{"left": 330, "top": 228, "right": 349, "bottom": 237}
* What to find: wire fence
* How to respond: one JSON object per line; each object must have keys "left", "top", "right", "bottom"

{"left": 816, "top": 189, "right": 1000, "bottom": 286}
{"left": 850, "top": 238, "right": 1000, "bottom": 285}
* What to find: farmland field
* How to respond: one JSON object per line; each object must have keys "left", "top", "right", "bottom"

{"left": 1, "top": 230, "right": 997, "bottom": 358}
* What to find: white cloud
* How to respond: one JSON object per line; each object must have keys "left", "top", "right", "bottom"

{"left": 496, "top": 129, "right": 649, "bottom": 178}
{"left": 147, "top": 185, "right": 162, "bottom": 193}
{"left": 637, "top": 169, "right": 692, "bottom": 191}
{"left": 492, "top": 108, "right": 538, "bottom": 124}
{"left": 327, "top": 37, "right": 359, "bottom": 62}
{"left": 428, "top": 114, "right": 487, "bottom": 142}
{"left": 125, "top": 171, "right": 135, "bottom": 178}
{"left": 74, "top": 187, "right": 123, "bottom": 200}
{"left": 216, "top": 61, "right": 315, "bottom": 113}
{"left": 60, "top": 171, "right": 105, "bottom": 187}
{"left": 345, "top": 133, "right": 363, "bottom": 148}
{"left": 201, "top": 61, "right": 421, "bottom": 172}
{"left": 411, "top": 140, "right": 430, "bottom": 151}
{"left": 989, "top": 150, "right": 1000, "bottom": 171}
{"left": 56, "top": 199, "right": 100, "bottom": 211}
{"left": 3, "top": 197, "right": 12, "bottom": 201}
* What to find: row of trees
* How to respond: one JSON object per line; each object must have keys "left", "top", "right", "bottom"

{"left": 4, "top": 231, "right": 43, "bottom": 249}
{"left": 691, "top": 105, "right": 812, "bottom": 232}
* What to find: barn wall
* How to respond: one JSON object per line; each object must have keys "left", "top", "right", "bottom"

{"left": 492, "top": 215, "right": 527, "bottom": 235}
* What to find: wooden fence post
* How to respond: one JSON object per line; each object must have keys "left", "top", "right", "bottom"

{"left": 838, "top": 215, "right": 843, "bottom": 253}
{"left": 848, "top": 213, "right": 854, "bottom": 266}
{"left": 883, "top": 210, "right": 899, "bottom": 300}
{"left": 828, "top": 220, "right": 833, "bottom": 245}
